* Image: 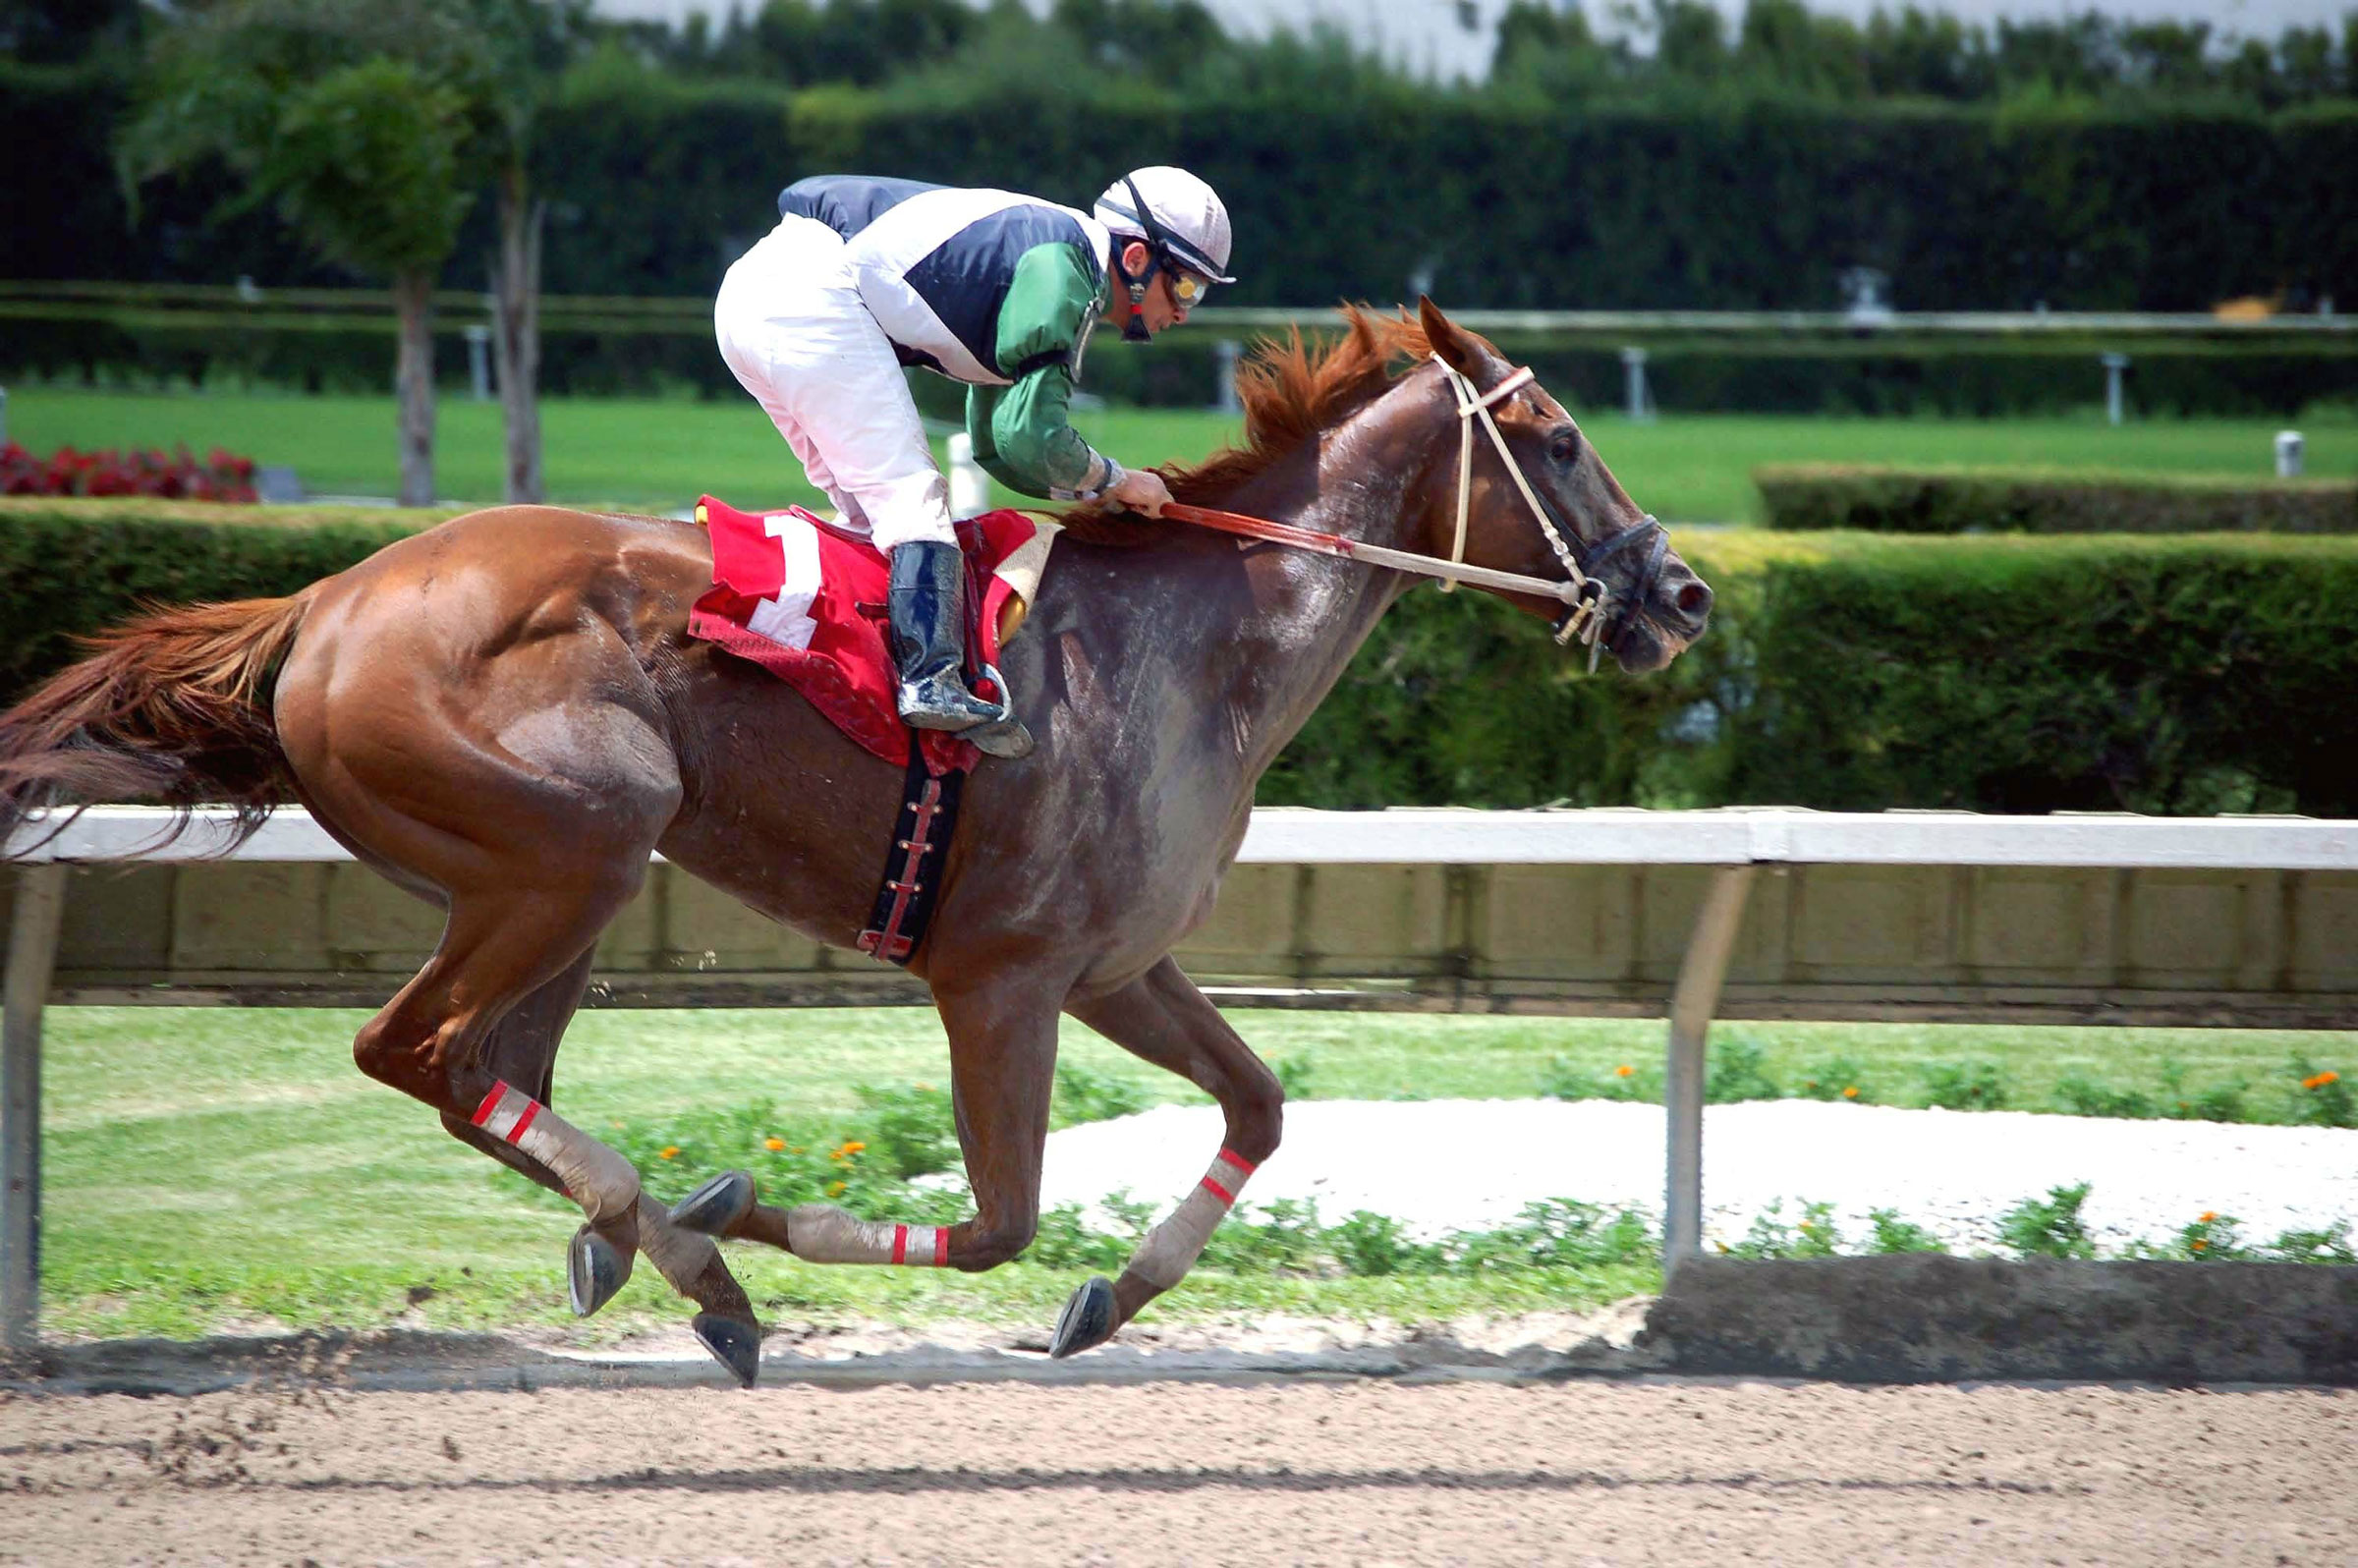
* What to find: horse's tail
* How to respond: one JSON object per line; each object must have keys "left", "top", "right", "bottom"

{"left": 0, "top": 593, "right": 313, "bottom": 857}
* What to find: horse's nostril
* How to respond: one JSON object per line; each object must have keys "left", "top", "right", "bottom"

{"left": 1674, "top": 581, "right": 1712, "bottom": 621}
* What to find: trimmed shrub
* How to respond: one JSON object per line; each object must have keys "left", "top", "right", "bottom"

{"left": 0, "top": 497, "right": 455, "bottom": 700}
{"left": 10, "top": 501, "right": 2358, "bottom": 820}
{"left": 1756, "top": 464, "right": 2358, "bottom": 534}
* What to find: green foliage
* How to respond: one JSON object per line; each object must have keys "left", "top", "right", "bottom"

{"left": 1706, "top": 1036, "right": 1783, "bottom": 1103}
{"left": 2160, "top": 1060, "right": 2248, "bottom": 1124}
{"left": 1270, "top": 1052, "right": 1317, "bottom": 1100}
{"left": 569, "top": 1093, "right": 968, "bottom": 1224}
{"left": 851, "top": 1080, "right": 958, "bottom": 1179}
{"left": 0, "top": 500, "right": 440, "bottom": 700}
{"left": 1540, "top": 1055, "right": 1656, "bottom": 1101}
{"left": 1051, "top": 1062, "right": 1151, "bottom": 1128}
{"left": 1721, "top": 1199, "right": 1844, "bottom": 1259}
{"left": 1756, "top": 466, "right": 2358, "bottom": 535}
{"left": 1452, "top": 1200, "right": 1657, "bottom": 1271}
{"left": 1996, "top": 1180, "right": 2097, "bottom": 1259}
{"left": 1866, "top": 1208, "right": 1948, "bottom": 1254}
{"left": 1326, "top": 1209, "right": 1447, "bottom": 1276}
{"left": 258, "top": 60, "right": 476, "bottom": 279}
{"left": 2053, "top": 1076, "right": 2158, "bottom": 1119}
{"left": 1796, "top": 1057, "right": 1871, "bottom": 1102}
{"left": 2268, "top": 1220, "right": 2358, "bottom": 1264}
{"left": 1921, "top": 1060, "right": 2010, "bottom": 1110}
{"left": 1196, "top": 1197, "right": 1329, "bottom": 1273}
{"left": 2290, "top": 1056, "right": 2355, "bottom": 1127}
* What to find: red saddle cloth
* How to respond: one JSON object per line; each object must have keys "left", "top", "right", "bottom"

{"left": 685, "top": 496, "right": 1058, "bottom": 774}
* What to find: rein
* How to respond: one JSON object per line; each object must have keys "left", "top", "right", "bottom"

{"left": 1156, "top": 355, "right": 1671, "bottom": 672}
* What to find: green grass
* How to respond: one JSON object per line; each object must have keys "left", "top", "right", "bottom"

{"left": 32, "top": 1004, "right": 2354, "bottom": 1341}
{"left": 11, "top": 386, "right": 2355, "bottom": 523}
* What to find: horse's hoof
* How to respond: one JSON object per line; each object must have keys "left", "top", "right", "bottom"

{"left": 1049, "top": 1274, "right": 1118, "bottom": 1359}
{"left": 693, "top": 1313, "right": 763, "bottom": 1388}
{"left": 568, "top": 1223, "right": 633, "bottom": 1317}
{"left": 669, "top": 1171, "right": 756, "bottom": 1236}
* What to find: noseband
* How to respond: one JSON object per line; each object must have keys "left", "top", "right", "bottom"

{"left": 1431, "top": 357, "right": 1669, "bottom": 668}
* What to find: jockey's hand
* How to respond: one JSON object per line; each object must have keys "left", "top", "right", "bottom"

{"left": 1107, "top": 467, "right": 1171, "bottom": 518}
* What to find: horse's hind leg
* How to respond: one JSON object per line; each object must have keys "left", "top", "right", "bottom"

{"left": 1053, "top": 956, "right": 1284, "bottom": 1356}
{"left": 437, "top": 948, "right": 764, "bottom": 1386}
{"left": 350, "top": 869, "right": 654, "bottom": 1310}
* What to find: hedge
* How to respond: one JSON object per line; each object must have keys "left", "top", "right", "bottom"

{"left": 1265, "top": 530, "right": 2358, "bottom": 817}
{"left": 1755, "top": 465, "right": 2358, "bottom": 533}
{"left": 7, "top": 501, "right": 2358, "bottom": 817}
{"left": 0, "top": 498, "right": 454, "bottom": 700}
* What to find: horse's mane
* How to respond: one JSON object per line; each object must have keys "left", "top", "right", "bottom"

{"left": 1055, "top": 305, "right": 1432, "bottom": 546}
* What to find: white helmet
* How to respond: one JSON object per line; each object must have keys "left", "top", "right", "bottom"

{"left": 1093, "top": 166, "right": 1236, "bottom": 285}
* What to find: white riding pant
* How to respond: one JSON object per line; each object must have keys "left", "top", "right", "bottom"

{"left": 713, "top": 215, "right": 956, "bottom": 552}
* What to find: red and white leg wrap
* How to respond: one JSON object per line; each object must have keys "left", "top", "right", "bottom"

{"left": 785, "top": 1204, "right": 951, "bottom": 1266}
{"left": 472, "top": 1081, "right": 640, "bottom": 1226}
{"left": 1127, "top": 1148, "right": 1257, "bottom": 1292}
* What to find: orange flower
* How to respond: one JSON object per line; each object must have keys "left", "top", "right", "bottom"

{"left": 2191, "top": 1239, "right": 2208, "bottom": 1252}
{"left": 832, "top": 1140, "right": 867, "bottom": 1161}
{"left": 2199, "top": 1210, "right": 2218, "bottom": 1223}
{"left": 1614, "top": 1064, "right": 1634, "bottom": 1078}
{"left": 2302, "top": 1070, "right": 2341, "bottom": 1091}
{"left": 1842, "top": 1086, "right": 1860, "bottom": 1099}
{"left": 826, "top": 1180, "right": 846, "bottom": 1197}
{"left": 764, "top": 1137, "right": 786, "bottom": 1151}
{"left": 659, "top": 1146, "right": 679, "bottom": 1160}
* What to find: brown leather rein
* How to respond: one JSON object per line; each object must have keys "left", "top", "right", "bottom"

{"left": 1157, "top": 501, "right": 1589, "bottom": 606}
{"left": 1157, "top": 499, "right": 1617, "bottom": 669}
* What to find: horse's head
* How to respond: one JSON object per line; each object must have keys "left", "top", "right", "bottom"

{"left": 1410, "top": 298, "right": 1712, "bottom": 674}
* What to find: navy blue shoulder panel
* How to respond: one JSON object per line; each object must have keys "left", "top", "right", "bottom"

{"left": 777, "top": 175, "right": 940, "bottom": 238}
{"left": 904, "top": 204, "right": 1098, "bottom": 379}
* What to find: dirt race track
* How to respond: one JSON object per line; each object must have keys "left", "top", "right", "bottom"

{"left": 3, "top": 1374, "right": 2354, "bottom": 1566}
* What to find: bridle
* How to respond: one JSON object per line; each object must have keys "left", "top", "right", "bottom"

{"left": 1429, "top": 356, "right": 1670, "bottom": 666}
{"left": 1154, "top": 355, "right": 1672, "bottom": 673}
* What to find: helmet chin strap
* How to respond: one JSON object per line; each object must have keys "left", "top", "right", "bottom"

{"left": 1118, "top": 251, "right": 1159, "bottom": 343}
{"left": 1116, "top": 173, "right": 1168, "bottom": 343}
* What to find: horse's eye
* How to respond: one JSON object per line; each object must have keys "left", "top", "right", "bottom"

{"left": 1547, "top": 432, "right": 1581, "bottom": 467}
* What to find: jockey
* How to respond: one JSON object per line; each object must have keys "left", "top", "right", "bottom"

{"left": 714, "top": 166, "right": 1235, "bottom": 758}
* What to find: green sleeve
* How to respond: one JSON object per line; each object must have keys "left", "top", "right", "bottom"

{"left": 963, "top": 241, "right": 1112, "bottom": 498}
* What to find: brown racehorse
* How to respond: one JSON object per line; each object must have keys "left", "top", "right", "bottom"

{"left": 0, "top": 303, "right": 1711, "bottom": 1383}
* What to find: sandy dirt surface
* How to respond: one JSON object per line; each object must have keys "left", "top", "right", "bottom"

{"left": 1, "top": 1374, "right": 2352, "bottom": 1566}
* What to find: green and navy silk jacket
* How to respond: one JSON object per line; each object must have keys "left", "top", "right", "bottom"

{"left": 779, "top": 175, "right": 1118, "bottom": 499}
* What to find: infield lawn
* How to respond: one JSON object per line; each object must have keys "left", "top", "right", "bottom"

{"left": 10, "top": 387, "right": 2354, "bottom": 523}
{"left": 34, "top": 1003, "right": 2351, "bottom": 1342}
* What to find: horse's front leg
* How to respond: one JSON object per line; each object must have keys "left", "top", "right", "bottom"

{"left": 669, "top": 974, "right": 1062, "bottom": 1279}
{"left": 1052, "top": 955, "right": 1284, "bottom": 1356}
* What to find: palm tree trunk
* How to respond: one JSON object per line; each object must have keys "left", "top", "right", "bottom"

{"left": 491, "top": 168, "right": 543, "bottom": 504}
{"left": 392, "top": 269, "right": 435, "bottom": 507}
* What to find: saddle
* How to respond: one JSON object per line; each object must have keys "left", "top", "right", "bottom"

{"left": 685, "top": 496, "right": 1060, "bottom": 966}
{"left": 686, "top": 495, "right": 1058, "bottom": 776}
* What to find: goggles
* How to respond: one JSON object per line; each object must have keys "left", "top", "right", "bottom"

{"left": 1167, "top": 267, "right": 1214, "bottom": 308}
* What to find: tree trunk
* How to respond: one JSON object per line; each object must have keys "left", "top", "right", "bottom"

{"left": 392, "top": 269, "right": 436, "bottom": 507}
{"left": 491, "top": 168, "right": 543, "bottom": 505}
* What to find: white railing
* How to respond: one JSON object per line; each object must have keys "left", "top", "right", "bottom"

{"left": 9, "top": 804, "right": 2358, "bottom": 1347}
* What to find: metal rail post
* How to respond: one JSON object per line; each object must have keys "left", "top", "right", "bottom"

{"left": 1662, "top": 865, "right": 1756, "bottom": 1275}
{"left": 3, "top": 864, "right": 66, "bottom": 1348}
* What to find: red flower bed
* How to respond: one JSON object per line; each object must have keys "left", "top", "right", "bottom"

{"left": 0, "top": 442, "right": 258, "bottom": 503}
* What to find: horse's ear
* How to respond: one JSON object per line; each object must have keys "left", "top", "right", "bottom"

{"left": 1418, "top": 295, "right": 1480, "bottom": 375}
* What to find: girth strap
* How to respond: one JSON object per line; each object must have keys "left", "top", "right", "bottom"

{"left": 857, "top": 736, "right": 968, "bottom": 966}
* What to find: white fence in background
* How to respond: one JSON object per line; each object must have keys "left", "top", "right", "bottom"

{"left": 8, "top": 805, "right": 2358, "bottom": 1347}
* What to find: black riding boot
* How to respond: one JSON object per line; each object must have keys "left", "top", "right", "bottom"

{"left": 885, "top": 540, "right": 1034, "bottom": 759}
